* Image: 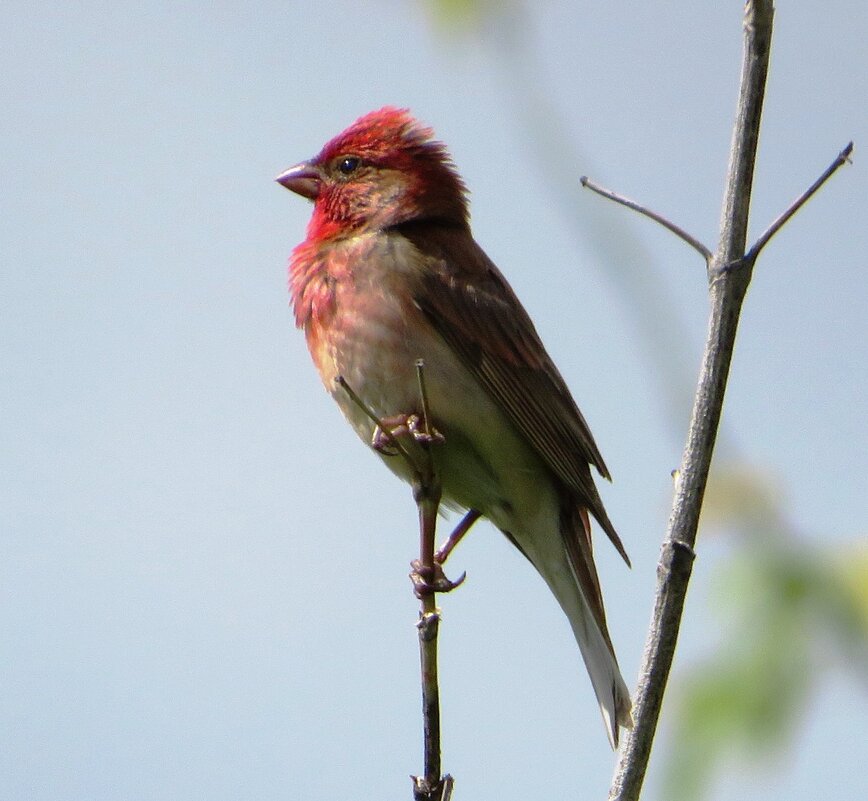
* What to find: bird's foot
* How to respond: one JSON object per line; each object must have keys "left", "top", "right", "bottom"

{"left": 372, "top": 413, "right": 444, "bottom": 455}
{"left": 409, "top": 559, "right": 466, "bottom": 598}
{"left": 407, "top": 414, "right": 446, "bottom": 447}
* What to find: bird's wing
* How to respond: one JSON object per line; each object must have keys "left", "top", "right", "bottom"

{"left": 400, "top": 222, "right": 629, "bottom": 564}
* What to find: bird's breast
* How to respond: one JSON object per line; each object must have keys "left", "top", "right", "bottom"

{"left": 300, "top": 232, "right": 553, "bottom": 526}
{"left": 306, "top": 245, "right": 438, "bottom": 433}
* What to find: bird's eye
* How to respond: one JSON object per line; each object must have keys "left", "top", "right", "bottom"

{"left": 337, "top": 156, "right": 360, "bottom": 175}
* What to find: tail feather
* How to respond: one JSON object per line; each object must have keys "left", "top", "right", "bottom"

{"left": 501, "top": 502, "right": 632, "bottom": 747}
{"left": 561, "top": 557, "right": 633, "bottom": 747}
{"left": 561, "top": 504, "right": 632, "bottom": 747}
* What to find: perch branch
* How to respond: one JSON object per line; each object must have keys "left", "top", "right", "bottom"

{"left": 335, "top": 370, "right": 454, "bottom": 801}
{"left": 410, "top": 359, "right": 449, "bottom": 800}
{"left": 335, "top": 376, "right": 419, "bottom": 470}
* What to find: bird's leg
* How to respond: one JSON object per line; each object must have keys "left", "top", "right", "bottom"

{"left": 434, "top": 509, "right": 481, "bottom": 565}
{"left": 372, "top": 413, "right": 445, "bottom": 455}
{"left": 410, "top": 509, "right": 480, "bottom": 597}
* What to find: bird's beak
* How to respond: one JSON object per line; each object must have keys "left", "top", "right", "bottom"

{"left": 275, "top": 160, "right": 322, "bottom": 200}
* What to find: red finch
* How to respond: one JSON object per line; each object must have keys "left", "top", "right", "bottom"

{"left": 277, "top": 107, "right": 632, "bottom": 746}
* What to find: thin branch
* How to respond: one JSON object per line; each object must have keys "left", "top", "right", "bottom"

{"left": 747, "top": 141, "right": 854, "bottom": 262}
{"left": 413, "top": 490, "right": 445, "bottom": 801}
{"left": 580, "top": 175, "right": 713, "bottom": 262}
{"left": 335, "top": 372, "right": 452, "bottom": 800}
{"left": 335, "top": 375, "right": 419, "bottom": 472}
{"left": 609, "top": 2, "right": 776, "bottom": 799}
{"left": 415, "top": 359, "right": 435, "bottom": 438}
{"left": 411, "top": 360, "right": 446, "bottom": 799}
{"left": 591, "top": 35, "right": 853, "bottom": 801}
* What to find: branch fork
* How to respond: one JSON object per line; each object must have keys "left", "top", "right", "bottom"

{"left": 577, "top": 5, "right": 852, "bottom": 800}
{"left": 334, "top": 6, "right": 852, "bottom": 799}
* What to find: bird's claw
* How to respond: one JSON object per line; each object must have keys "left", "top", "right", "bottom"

{"left": 407, "top": 414, "right": 445, "bottom": 447}
{"left": 410, "top": 559, "right": 466, "bottom": 598}
{"left": 372, "top": 413, "right": 444, "bottom": 455}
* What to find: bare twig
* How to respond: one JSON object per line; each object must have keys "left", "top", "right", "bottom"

{"left": 609, "top": 2, "right": 776, "bottom": 798}
{"left": 415, "top": 359, "right": 435, "bottom": 440}
{"left": 336, "top": 370, "right": 453, "bottom": 801}
{"left": 607, "top": 1, "right": 852, "bottom": 796}
{"left": 410, "top": 360, "right": 447, "bottom": 800}
{"left": 747, "top": 141, "right": 854, "bottom": 262}
{"left": 580, "top": 176, "right": 713, "bottom": 262}
{"left": 335, "top": 375, "right": 419, "bottom": 471}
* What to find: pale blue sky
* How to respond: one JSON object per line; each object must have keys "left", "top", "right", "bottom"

{"left": 2, "top": 3, "right": 866, "bottom": 800}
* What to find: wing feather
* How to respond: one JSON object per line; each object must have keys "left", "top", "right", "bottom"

{"left": 398, "top": 221, "right": 629, "bottom": 565}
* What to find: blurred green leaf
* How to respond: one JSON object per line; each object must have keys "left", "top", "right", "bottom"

{"left": 833, "top": 541, "right": 868, "bottom": 636}
{"left": 422, "top": 0, "right": 514, "bottom": 31}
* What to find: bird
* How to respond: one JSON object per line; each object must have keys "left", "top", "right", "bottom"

{"left": 276, "top": 107, "right": 632, "bottom": 746}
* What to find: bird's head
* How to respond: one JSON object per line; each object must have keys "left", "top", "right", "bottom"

{"left": 277, "top": 107, "right": 469, "bottom": 240}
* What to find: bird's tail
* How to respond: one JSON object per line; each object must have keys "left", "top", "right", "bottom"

{"left": 514, "top": 503, "right": 633, "bottom": 748}
{"left": 560, "top": 504, "right": 632, "bottom": 747}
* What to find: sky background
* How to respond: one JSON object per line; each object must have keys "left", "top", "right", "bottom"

{"left": 2, "top": 2, "right": 866, "bottom": 800}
